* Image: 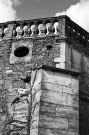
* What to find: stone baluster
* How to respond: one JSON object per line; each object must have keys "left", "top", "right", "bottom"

{"left": 4, "top": 27, "right": 8, "bottom": 38}
{"left": 56, "top": 20, "right": 64, "bottom": 36}
{"left": 56, "top": 21, "right": 62, "bottom": 35}
{"left": 23, "top": 25, "right": 28, "bottom": 37}
{"left": 13, "top": 23, "right": 17, "bottom": 37}
{"left": 23, "top": 23, "right": 31, "bottom": 37}
{"left": 0, "top": 26, "right": 4, "bottom": 39}
{"left": 16, "top": 23, "right": 23, "bottom": 37}
{"left": 40, "top": 22, "right": 47, "bottom": 36}
{"left": 31, "top": 21, "right": 39, "bottom": 36}
{"left": 48, "top": 21, "right": 55, "bottom": 36}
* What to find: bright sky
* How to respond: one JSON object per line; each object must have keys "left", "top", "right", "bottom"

{"left": 1, "top": 0, "right": 89, "bottom": 32}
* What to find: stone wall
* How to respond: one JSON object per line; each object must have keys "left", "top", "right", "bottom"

{"left": 0, "top": 15, "right": 89, "bottom": 135}
{"left": 64, "top": 38, "right": 89, "bottom": 135}
{"left": 30, "top": 66, "right": 79, "bottom": 135}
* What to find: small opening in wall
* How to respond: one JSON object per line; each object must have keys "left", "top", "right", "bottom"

{"left": 46, "top": 45, "right": 52, "bottom": 51}
{"left": 14, "top": 46, "right": 29, "bottom": 57}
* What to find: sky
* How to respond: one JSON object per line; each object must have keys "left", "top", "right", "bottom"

{"left": 0, "top": 0, "right": 89, "bottom": 32}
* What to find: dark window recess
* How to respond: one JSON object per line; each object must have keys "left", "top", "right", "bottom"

{"left": 14, "top": 46, "right": 29, "bottom": 57}
{"left": 46, "top": 45, "right": 52, "bottom": 50}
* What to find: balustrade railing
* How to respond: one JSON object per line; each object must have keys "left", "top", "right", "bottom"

{"left": 0, "top": 15, "right": 89, "bottom": 49}
{"left": 0, "top": 16, "right": 66, "bottom": 39}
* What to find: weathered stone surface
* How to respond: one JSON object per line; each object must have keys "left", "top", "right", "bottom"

{"left": 56, "top": 105, "right": 79, "bottom": 119}
{"left": 31, "top": 69, "right": 42, "bottom": 90}
{"left": 38, "top": 128, "right": 68, "bottom": 135}
{"left": 71, "top": 49, "right": 82, "bottom": 71}
{"left": 56, "top": 105, "right": 68, "bottom": 118}
{"left": 41, "top": 90, "right": 67, "bottom": 105}
{"left": 40, "top": 101, "right": 56, "bottom": 116}
{"left": 83, "top": 56, "right": 89, "bottom": 75}
{"left": 43, "top": 70, "right": 72, "bottom": 86}
{"left": 68, "top": 131, "right": 79, "bottom": 135}
{"left": 62, "top": 86, "right": 72, "bottom": 94}
{"left": 31, "top": 114, "right": 39, "bottom": 129}
{"left": 42, "top": 82, "right": 62, "bottom": 92}
{"left": 68, "top": 119, "right": 79, "bottom": 132}
{"left": 32, "top": 83, "right": 41, "bottom": 95}
{"left": 0, "top": 16, "right": 82, "bottom": 135}
{"left": 71, "top": 77, "right": 79, "bottom": 91}
{"left": 67, "top": 94, "right": 79, "bottom": 107}
{"left": 39, "top": 115, "right": 68, "bottom": 130}
{"left": 30, "top": 128, "right": 38, "bottom": 135}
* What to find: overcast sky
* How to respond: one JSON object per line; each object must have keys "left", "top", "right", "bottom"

{"left": 16, "top": 0, "right": 78, "bottom": 20}
{"left": 1, "top": 0, "right": 89, "bottom": 32}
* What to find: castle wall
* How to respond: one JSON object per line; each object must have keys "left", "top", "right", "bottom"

{"left": 64, "top": 39, "right": 89, "bottom": 135}
{"left": 30, "top": 67, "right": 79, "bottom": 135}
{"left": 0, "top": 15, "right": 89, "bottom": 135}
{"left": 0, "top": 38, "right": 33, "bottom": 135}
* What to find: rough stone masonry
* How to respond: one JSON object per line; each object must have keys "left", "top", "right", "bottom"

{"left": 0, "top": 15, "right": 89, "bottom": 135}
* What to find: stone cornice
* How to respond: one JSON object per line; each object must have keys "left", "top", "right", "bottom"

{"left": 35, "top": 65, "right": 80, "bottom": 76}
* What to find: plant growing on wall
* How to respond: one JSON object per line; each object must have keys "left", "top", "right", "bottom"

{"left": 3, "top": 66, "right": 38, "bottom": 135}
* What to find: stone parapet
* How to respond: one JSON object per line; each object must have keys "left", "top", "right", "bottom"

{"left": 0, "top": 16, "right": 66, "bottom": 40}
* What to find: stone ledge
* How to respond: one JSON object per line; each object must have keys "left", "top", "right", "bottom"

{"left": 37, "top": 65, "right": 80, "bottom": 76}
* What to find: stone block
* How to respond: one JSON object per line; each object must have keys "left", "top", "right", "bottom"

{"left": 42, "top": 82, "right": 62, "bottom": 92}
{"left": 67, "top": 106, "right": 74, "bottom": 119}
{"left": 43, "top": 70, "right": 72, "bottom": 86}
{"left": 68, "top": 119, "right": 79, "bottom": 132}
{"left": 55, "top": 72, "right": 72, "bottom": 86}
{"left": 56, "top": 105, "right": 79, "bottom": 119}
{"left": 73, "top": 107, "right": 79, "bottom": 119}
{"left": 54, "top": 57, "right": 65, "bottom": 63}
{"left": 32, "top": 83, "right": 41, "bottom": 95}
{"left": 39, "top": 115, "right": 68, "bottom": 130}
{"left": 31, "top": 69, "right": 42, "bottom": 89}
{"left": 68, "top": 131, "right": 79, "bottom": 135}
{"left": 60, "top": 42, "right": 66, "bottom": 57}
{"left": 34, "top": 90, "right": 42, "bottom": 103}
{"left": 41, "top": 90, "right": 67, "bottom": 105}
{"left": 56, "top": 105, "right": 68, "bottom": 118}
{"left": 67, "top": 94, "right": 79, "bottom": 107}
{"left": 63, "top": 86, "right": 72, "bottom": 94}
{"left": 7, "top": 95, "right": 16, "bottom": 103}
{"left": 38, "top": 128, "right": 68, "bottom": 135}
{"left": 83, "top": 56, "right": 89, "bottom": 74}
{"left": 5, "top": 79, "right": 12, "bottom": 89}
{"left": 40, "top": 101, "right": 56, "bottom": 116}
{"left": 14, "top": 101, "right": 28, "bottom": 111}
{"left": 42, "top": 70, "right": 55, "bottom": 84}
{"left": 31, "top": 115, "right": 39, "bottom": 129}
{"left": 56, "top": 62, "right": 65, "bottom": 69}
{"left": 72, "top": 49, "right": 81, "bottom": 71}
{"left": 71, "top": 78, "right": 79, "bottom": 91}
{"left": 67, "top": 106, "right": 78, "bottom": 119}
{"left": 32, "top": 102, "right": 40, "bottom": 118}
{"left": 65, "top": 43, "right": 71, "bottom": 62}
{"left": 0, "top": 80, "right": 3, "bottom": 85}
{"left": 30, "top": 128, "right": 38, "bottom": 135}
{"left": 5, "top": 69, "right": 13, "bottom": 74}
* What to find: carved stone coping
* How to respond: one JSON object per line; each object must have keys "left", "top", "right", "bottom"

{"left": 0, "top": 15, "right": 67, "bottom": 39}
{"left": 34, "top": 64, "right": 80, "bottom": 76}
{"left": 0, "top": 15, "right": 89, "bottom": 51}
{"left": 65, "top": 17, "right": 89, "bottom": 48}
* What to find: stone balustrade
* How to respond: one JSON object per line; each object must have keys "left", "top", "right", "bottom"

{"left": 0, "top": 16, "right": 65, "bottom": 39}
{"left": 0, "top": 15, "right": 89, "bottom": 49}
